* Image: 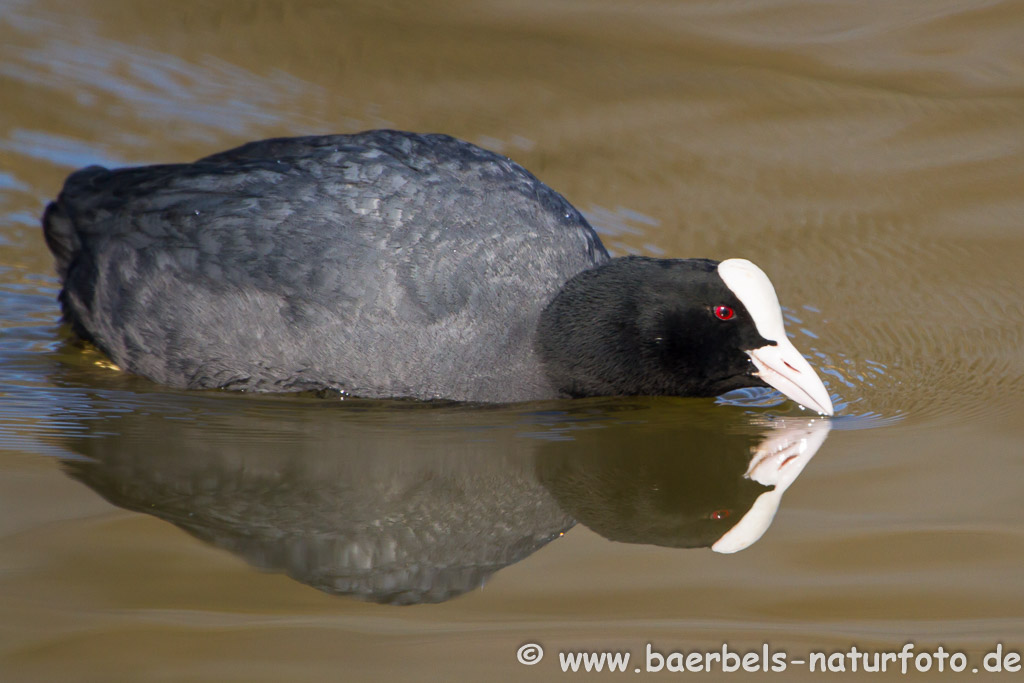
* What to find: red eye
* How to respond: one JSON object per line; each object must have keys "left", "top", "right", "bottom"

{"left": 709, "top": 509, "right": 731, "bottom": 520}
{"left": 714, "top": 305, "right": 734, "bottom": 321}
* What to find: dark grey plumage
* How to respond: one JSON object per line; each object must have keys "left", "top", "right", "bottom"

{"left": 44, "top": 129, "right": 824, "bottom": 405}
{"left": 44, "top": 131, "right": 609, "bottom": 401}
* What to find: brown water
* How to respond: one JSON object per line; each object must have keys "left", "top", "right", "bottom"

{"left": 2, "top": 0, "right": 1023, "bottom": 680}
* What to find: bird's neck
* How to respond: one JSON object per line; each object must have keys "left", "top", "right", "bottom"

{"left": 536, "top": 258, "right": 661, "bottom": 398}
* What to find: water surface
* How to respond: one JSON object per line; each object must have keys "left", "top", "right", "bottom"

{"left": 2, "top": 1, "right": 1023, "bottom": 680}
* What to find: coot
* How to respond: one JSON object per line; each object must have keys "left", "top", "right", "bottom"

{"left": 43, "top": 130, "right": 833, "bottom": 414}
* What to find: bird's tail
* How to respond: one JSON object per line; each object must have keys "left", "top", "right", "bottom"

{"left": 42, "top": 199, "right": 80, "bottom": 283}
{"left": 42, "top": 165, "right": 110, "bottom": 282}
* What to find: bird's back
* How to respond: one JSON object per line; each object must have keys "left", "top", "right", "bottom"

{"left": 44, "top": 130, "right": 609, "bottom": 401}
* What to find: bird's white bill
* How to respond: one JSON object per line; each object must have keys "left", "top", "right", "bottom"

{"left": 711, "top": 418, "right": 831, "bottom": 553}
{"left": 748, "top": 337, "right": 834, "bottom": 416}
{"left": 717, "top": 259, "right": 834, "bottom": 416}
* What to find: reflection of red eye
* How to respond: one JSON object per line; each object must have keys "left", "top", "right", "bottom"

{"left": 714, "top": 306, "right": 734, "bottom": 321}
{"left": 709, "top": 509, "right": 731, "bottom": 520}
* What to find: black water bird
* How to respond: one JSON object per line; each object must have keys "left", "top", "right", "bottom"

{"left": 43, "top": 130, "right": 833, "bottom": 414}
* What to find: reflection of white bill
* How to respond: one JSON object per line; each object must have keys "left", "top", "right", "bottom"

{"left": 711, "top": 418, "right": 832, "bottom": 554}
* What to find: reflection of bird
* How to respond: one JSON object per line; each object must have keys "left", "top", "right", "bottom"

{"left": 536, "top": 418, "right": 767, "bottom": 549}
{"left": 59, "top": 404, "right": 575, "bottom": 605}
{"left": 44, "top": 130, "right": 831, "bottom": 413}
{"left": 711, "top": 418, "right": 830, "bottom": 553}
{"left": 57, "top": 397, "right": 829, "bottom": 605}
{"left": 536, "top": 415, "right": 830, "bottom": 552}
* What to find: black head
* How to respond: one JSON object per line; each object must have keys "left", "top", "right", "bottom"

{"left": 537, "top": 256, "right": 774, "bottom": 398}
